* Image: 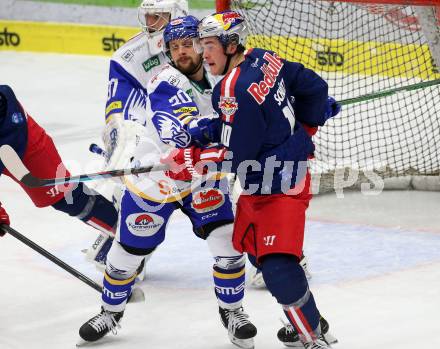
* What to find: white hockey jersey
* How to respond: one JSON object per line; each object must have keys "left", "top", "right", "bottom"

{"left": 123, "top": 63, "right": 219, "bottom": 203}
{"left": 105, "top": 31, "right": 169, "bottom": 125}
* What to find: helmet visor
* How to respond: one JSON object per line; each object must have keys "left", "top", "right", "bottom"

{"left": 138, "top": 9, "right": 171, "bottom": 33}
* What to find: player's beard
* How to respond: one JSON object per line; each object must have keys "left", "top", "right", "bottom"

{"left": 175, "top": 56, "right": 202, "bottom": 76}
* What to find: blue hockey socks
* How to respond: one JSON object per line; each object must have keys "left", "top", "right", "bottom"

{"left": 102, "top": 271, "right": 136, "bottom": 313}
{"left": 261, "top": 254, "right": 320, "bottom": 341}
{"left": 213, "top": 263, "right": 245, "bottom": 309}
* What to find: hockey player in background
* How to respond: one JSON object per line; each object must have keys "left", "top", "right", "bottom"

{"left": 85, "top": 0, "right": 190, "bottom": 275}
{"left": 161, "top": 11, "right": 341, "bottom": 349}
{"left": 78, "top": 15, "right": 257, "bottom": 348}
{"left": 0, "top": 85, "right": 117, "bottom": 240}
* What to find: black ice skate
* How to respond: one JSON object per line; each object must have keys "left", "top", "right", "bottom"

{"left": 277, "top": 316, "right": 338, "bottom": 348}
{"left": 78, "top": 307, "right": 123, "bottom": 344}
{"left": 219, "top": 307, "right": 257, "bottom": 349}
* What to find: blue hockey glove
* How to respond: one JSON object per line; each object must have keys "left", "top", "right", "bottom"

{"left": 186, "top": 117, "right": 221, "bottom": 146}
{"left": 325, "top": 96, "right": 341, "bottom": 120}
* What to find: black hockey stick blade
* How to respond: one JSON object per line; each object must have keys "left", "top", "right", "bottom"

{"left": 0, "top": 144, "right": 167, "bottom": 188}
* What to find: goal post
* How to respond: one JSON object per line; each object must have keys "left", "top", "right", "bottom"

{"left": 215, "top": 0, "right": 440, "bottom": 194}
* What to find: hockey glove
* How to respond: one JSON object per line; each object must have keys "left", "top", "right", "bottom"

{"left": 186, "top": 116, "right": 221, "bottom": 146}
{"left": 102, "top": 116, "right": 148, "bottom": 171}
{"left": 325, "top": 96, "right": 341, "bottom": 120}
{"left": 302, "top": 97, "right": 341, "bottom": 137}
{"left": 0, "top": 202, "right": 10, "bottom": 236}
{"left": 160, "top": 146, "right": 226, "bottom": 181}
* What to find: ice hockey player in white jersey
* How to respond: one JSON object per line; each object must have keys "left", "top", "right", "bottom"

{"left": 78, "top": 16, "right": 257, "bottom": 348}
{"left": 86, "top": 0, "right": 188, "bottom": 274}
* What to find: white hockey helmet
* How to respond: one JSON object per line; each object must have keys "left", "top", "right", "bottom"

{"left": 198, "top": 11, "right": 248, "bottom": 47}
{"left": 138, "top": 0, "right": 189, "bottom": 32}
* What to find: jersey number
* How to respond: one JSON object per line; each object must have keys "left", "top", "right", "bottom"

{"left": 282, "top": 99, "right": 296, "bottom": 133}
{"left": 107, "top": 78, "right": 118, "bottom": 101}
{"left": 169, "top": 90, "right": 192, "bottom": 106}
{"left": 221, "top": 124, "right": 232, "bottom": 147}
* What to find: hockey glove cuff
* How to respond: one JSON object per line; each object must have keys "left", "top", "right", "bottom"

{"left": 325, "top": 96, "right": 341, "bottom": 120}
{"left": 160, "top": 146, "right": 226, "bottom": 182}
{"left": 0, "top": 202, "right": 10, "bottom": 236}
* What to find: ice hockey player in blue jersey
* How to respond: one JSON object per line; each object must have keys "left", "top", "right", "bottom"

{"left": 78, "top": 15, "right": 257, "bottom": 348}
{"left": 0, "top": 85, "right": 117, "bottom": 242}
{"left": 162, "top": 11, "right": 341, "bottom": 349}
{"left": 86, "top": 0, "right": 189, "bottom": 273}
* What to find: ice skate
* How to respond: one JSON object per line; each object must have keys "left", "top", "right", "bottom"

{"left": 219, "top": 307, "right": 257, "bottom": 349}
{"left": 277, "top": 316, "right": 337, "bottom": 348}
{"left": 304, "top": 338, "right": 333, "bottom": 349}
{"left": 78, "top": 307, "right": 123, "bottom": 344}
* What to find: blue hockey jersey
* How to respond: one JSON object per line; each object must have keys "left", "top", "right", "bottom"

{"left": 0, "top": 85, "right": 27, "bottom": 174}
{"left": 210, "top": 48, "right": 330, "bottom": 194}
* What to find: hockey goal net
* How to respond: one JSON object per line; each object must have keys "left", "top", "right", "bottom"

{"left": 216, "top": 0, "right": 440, "bottom": 193}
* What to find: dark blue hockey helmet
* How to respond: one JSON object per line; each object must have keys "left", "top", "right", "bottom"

{"left": 163, "top": 15, "right": 200, "bottom": 49}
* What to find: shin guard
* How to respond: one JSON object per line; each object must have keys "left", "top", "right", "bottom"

{"left": 261, "top": 254, "right": 320, "bottom": 341}
{"left": 213, "top": 256, "right": 246, "bottom": 309}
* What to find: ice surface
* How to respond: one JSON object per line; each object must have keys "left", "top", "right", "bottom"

{"left": 1, "top": 52, "right": 439, "bottom": 349}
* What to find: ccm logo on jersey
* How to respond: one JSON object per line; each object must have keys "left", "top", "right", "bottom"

{"left": 126, "top": 213, "right": 164, "bottom": 237}
{"left": 247, "top": 52, "right": 284, "bottom": 104}
{"left": 192, "top": 188, "right": 225, "bottom": 213}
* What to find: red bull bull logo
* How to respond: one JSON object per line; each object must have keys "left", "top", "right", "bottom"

{"left": 219, "top": 96, "right": 238, "bottom": 122}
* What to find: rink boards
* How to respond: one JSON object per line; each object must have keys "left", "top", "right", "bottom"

{"left": 1, "top": 19, "right": 439, "bottom": 80}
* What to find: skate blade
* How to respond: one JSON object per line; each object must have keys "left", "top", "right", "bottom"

{"left": 76, "top": 336, "right": 114, "bottom": 347}
{"left": 323, "top": 332, "right": 338, "bottom": 345}
{"left": 229, "top": 334, "right": 255, "bottom": 349}
{"left": 282, "top": 342, "right": 306, "bottom": 348}
{"left": 76, "top": 338, "right": 92, "bottom": 347}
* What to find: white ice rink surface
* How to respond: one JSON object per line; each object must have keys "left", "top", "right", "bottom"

{"left": 1, "top": 52, "right": 440, "bottom": 349}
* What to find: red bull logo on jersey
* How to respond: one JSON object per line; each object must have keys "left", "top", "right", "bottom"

{"left": 219, "top": 96, "right": 238, "bottom": 122}
{"left": 126, "top": 213, "right": 164, "bottom": 237}
{"left": 247, "top": 52, "right": 284, "bottom": 105}
{"left": 192, "top": 188, "right": 225, "bottom": 213}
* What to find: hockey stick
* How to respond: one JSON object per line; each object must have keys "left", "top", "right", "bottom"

{"left": 0, "top": 224, "right": 145, "bottom": 302}
{"left": 1, "top": 224, "right": 102, "bottom": 291}
{"left": 0, "top": 144, "right": 167, "bottom": 188}
{"left": 89, "top": 143, "right": 106, "bottom": 158}
{"left": 338, "top": 78, "right": 440, "bottom": 106}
